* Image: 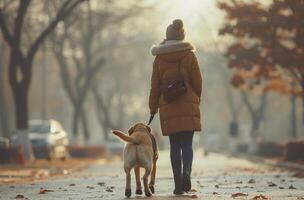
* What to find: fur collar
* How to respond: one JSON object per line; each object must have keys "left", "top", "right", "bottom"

{"left": 151, "top": 40, "right": 195, "bottom": 56}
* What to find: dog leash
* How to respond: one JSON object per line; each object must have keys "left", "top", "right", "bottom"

{"left": 147, "top": 114, "right": 155, "bottom": 125}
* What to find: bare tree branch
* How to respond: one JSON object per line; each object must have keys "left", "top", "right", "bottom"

{"left": 0, "top": 8, "right": 13, "bottom": 45}
{"left": 13, "top": 0, "right": 30, "bottom": 47}
{"left": 27, "top": 0, "right": 86, "bottom": 63}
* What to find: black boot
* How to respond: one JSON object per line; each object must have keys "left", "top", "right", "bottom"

{"left": 182, "top": 167, "right": 192, "bottom": 192}
{"left": 173, "top": 175, "right": 184, "bottom": 195}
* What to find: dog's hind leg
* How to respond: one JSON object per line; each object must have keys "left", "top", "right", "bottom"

{"left": 124, "top": 167, "right": 132, "bottom": 197}
{"left": 143, "top": 167, "right": 152, "bottom": 197}
{"left": 134, "top": 166, "right": 143, "bottom": 195}
{"left": 149, "top": 159, "right": 157, "bottom": 194}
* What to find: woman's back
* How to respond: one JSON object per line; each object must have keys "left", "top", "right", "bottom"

{"left": 148, "top": 19, "right": 202, "bottom": 195}
{"left": 150, "top": 49, "right": 202, "bottom": 136}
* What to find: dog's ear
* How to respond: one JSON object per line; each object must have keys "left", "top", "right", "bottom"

{"left": 145, "top": 125, "right": 151, "bottom": 133}
{"left": 128, "top": 126, "right": 134, "bottom": 135}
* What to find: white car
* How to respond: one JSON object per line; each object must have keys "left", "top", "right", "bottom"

{"left": 28, "top": 119, "right": 69, "bottom": 160}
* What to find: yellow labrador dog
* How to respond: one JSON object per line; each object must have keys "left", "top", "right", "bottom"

{"left": 112, "top": 123, "right": 158, "bottom": 197}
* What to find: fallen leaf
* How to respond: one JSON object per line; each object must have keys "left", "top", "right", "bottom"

{"left": 69, "top": 183, "right": 75, "bottom": 186}
{"left": 190, "top": 189, "right": 197, "bottom": 192}
{"left": 106, "top": 187, "right": 113, "bottom": 192}
{"left": 251, "top": 194, "right": 269, "bottom": 199}
{"left": 215, "top": 185, "right": 219, "bottom": 188}
{"left": 9, "top": 185, "right": 15, "bottom": 188}
{"left": 231, "top": 192, "right": 248, "bottom": 198}
{"left": 248, "top": 178, "right": 256, "bottom": 184}
{"left": 289, "top": 184, "right": 296, "bottom": 189}
{"left": 39, "top": 188, "right": 54, "bottom": 194}
{"left": 213, "top": 192, "right": 219, "bottom": 195}
{"left": 279, "top": 186, "right": 284, "bottom": 189}
{"left": 15, "top": 194, "right": 25, "bottom": 199}
{"left": 86, "top": 186, "right": 94, "bottom": 189}
{"left": 267, "top": 182, "right": 277, "bottom": 187}
{"left": 98, "top": 182, "right": 105, "bottom": 186}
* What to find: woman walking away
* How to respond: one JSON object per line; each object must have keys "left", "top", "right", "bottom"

{"left": 149, "top": 19, "right": 202, "bottom": 195}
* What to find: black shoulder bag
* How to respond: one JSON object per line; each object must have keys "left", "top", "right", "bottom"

{"left": 160, "top": 60, "right": 187, "bottom": 102}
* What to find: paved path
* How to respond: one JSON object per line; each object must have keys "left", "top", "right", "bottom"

{"left": 0, "top": 150, "right": 304, "bottom": 199}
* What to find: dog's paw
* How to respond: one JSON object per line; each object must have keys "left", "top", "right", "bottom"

{"left": 135, "top": 188, "right": 143, "bottom": 195}
{"left": 125, "top": 189, "right": 131, "bottom": 198}
{"left": 144, "top": 189, "right": 152, "bottom": 197}
{"left": 149, "top": 185, "right": 155, "bottom": 194}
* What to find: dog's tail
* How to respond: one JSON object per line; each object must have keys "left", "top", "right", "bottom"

{"left": 112, "top": 130, "right": 139, "bottom": 144}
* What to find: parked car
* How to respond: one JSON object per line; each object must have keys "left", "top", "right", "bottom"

{"left": 28, "top": 119, "right": 69, "bottom": 160}
{"left": 0, "top": 137, "right": 10, "bottom": 163}
{"left": 0, "top": 137, "right": 9, "bottom": 148}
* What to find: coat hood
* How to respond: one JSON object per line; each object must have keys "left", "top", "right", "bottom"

{"left": 151, "top": 40, "right": 195, "bottom": 56}
{"left": 157, "top": 49, "right": 191, "bottom": 63}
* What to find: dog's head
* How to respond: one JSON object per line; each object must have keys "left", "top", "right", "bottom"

{"left": 128, "top": 123, "right": 151, "bottom": 135}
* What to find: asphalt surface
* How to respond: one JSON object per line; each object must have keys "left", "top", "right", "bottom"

{"left": 0, "top": 150, "right": 304, "bottom": 200}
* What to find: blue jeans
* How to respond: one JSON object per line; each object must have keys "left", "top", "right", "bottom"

{"left": 169, "top": 131, "right": 194, "bottom": 190}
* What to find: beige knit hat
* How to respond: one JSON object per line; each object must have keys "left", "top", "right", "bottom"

{"left": 166, "top": 19, "right": 185, "bottom": 40}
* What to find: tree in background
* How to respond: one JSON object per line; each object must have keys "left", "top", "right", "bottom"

{"left": 50, "top": 0, "right": 143, "bottom": 142}
{"left": 0, "top": 38, "right": 11, "bottom": 138}
{"left": 0, "top": 0, "right": 86, "bottom": 159}
{"left": 50, "top": 2, "right": 105, "bottom": 141}
{"left": 219, "top": 0, "right": 304, "bottom": 136}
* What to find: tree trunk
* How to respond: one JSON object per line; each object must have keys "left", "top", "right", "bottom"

{"left": 302, "top": 79, "right": 304, "bottom": 126}
{"left": 250, "top": 116, "right": 261, "bottom": 138}
{"left": 92, "top": 87, "right": 113, "bottom": 141}
{"left": 117, "top": 93, "right": 124, "bottom": 128}
{"left": 72, "top": 101, "right": 90, "bottom": 142}
{"left": 10, "top": 65, "right": 33, "bottom": 161}
{"left": 241, "top": 92, "right": 267, "bottom": 139}
{"left": 0, "top": 78, "right": 9, "bottom": 138}
{"left": 79, "top": 107, "right": 90, "bottom": 141}
{"left": 290, "top": 94, "right": 297, "bottom": 138}
{"left": 0, "top": 44, "right": 10, "bottom": 138}
{"left": 72, "top": 107, "right": 80, "bottom": 137}
{"left": 13, "top": 86, "right": 29, "bottom": 129}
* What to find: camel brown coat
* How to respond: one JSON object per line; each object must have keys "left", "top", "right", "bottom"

{"left": 149, "top": 49, "right": 202, "bottom": 136}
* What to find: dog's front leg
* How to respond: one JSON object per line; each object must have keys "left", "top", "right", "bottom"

{"left": 134, "top": 166, "right": 142, "bottom": 195}
{"left": 124, "top": 168, "right": 132, "bottom": 197}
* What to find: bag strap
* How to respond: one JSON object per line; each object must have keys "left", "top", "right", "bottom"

{"left": 177, "top": 60, "right": 183, "bottom": 80}
{"left": 176, "top": 52, "right": 190, "bottom": 80}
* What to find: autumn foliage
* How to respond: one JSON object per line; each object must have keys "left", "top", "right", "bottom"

{"left": 218, "top": 0, "right": 304, "bottom": 97}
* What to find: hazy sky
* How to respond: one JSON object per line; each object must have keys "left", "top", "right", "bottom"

{"left": 150, "top": 0, "right": 272, "bottom": 51}
{"left": 151, "top": 0, "right": 227, "bottom": 50}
